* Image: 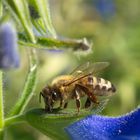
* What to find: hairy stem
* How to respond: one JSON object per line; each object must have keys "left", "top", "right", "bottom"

{"left": 0, "top": 130, "right": 4, "bottom": 140}
{"left": 18, "top": 37, "right": 91, "bottom": 51}
{"left": 0, "top": 71, "right": 4, "bottom": 140}
{"left": 5, "top": 115, "right": 25, "bottom": 128}
{"left": 28, "top": 0, "right": 56, "bottom": 37}
{"left": 6, "top": 0, "right": 36, "bottom": 43}
{"left": 8, "top": 49, "right": 37, "bottom": 116}
{"left": 0, "top": 71, "right": 4, "bottom": 129}
{"left": 0, "top": 0, "right": 2, "bottom": 17}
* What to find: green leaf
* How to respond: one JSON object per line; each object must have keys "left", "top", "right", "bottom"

{"left": 28, "top": 0, "right": 56, "bottom": 37}
{"left": 6, "top": 0, "right": 36, "bottom": 43}
{"left": 24, "top": 108, "right": 90, "bottom": 140}
{"left": 19, "top": 34, "right": 91, "bottom": 51}
{"left": 8, "top": 49, "right": 37, "bottom": 116}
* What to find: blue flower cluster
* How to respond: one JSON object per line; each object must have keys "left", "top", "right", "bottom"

{"left": 0, "top": 23, "right": 19, "bottom": 69}
{"left": 66, "top": 107, "right": 140, "bottom": 140}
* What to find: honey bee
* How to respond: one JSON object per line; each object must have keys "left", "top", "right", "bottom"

{"left": 40, "top": 62, "right": 116, "bottom": 112}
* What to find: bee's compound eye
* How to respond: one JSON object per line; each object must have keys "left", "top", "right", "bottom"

{"left": 52, "top": 92, "right": 57, "bottom": 100}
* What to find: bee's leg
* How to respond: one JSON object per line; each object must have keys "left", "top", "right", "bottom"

{"left": 75, "top": 90, "right": 81, "bottom": 112}
{"left": 45, "top": 104, "right": 52, "bottom": 112}
{"left": 44, "top": 98, "right": 53, "bottom": 112}
{"left": 89, "top": 94, "right": 99, "bottom": 105}
{"left": 85, "top": 97, "right": 91, "bottom": 108}
{"left": 59, "top": 99, "right": 64, "bottom": 108}
{"left": 45, "top": 104, "right": 48, "bottom": 111}
{"left": 64, "top": 102, "right": 68, "bottom": 109}
{"left": 76, "top": 84, "right": 99, "bottom": 105}
{"left": 44, "top": 98, "right": 49, "bottom": 112}
{"left": 39, "top": 92, "right": 42, "bottom": 103}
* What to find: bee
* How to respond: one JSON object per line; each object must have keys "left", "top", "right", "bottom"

{"left": 39, "top": 62, "right": 116, "bottom": 112}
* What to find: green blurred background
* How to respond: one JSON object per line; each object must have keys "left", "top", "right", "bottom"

{"left": 4, "top": 0, "right": 140, "bottom": 139}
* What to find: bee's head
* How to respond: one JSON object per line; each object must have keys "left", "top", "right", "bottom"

{"left": 40, "top": 85, "right": 60, "bottom": 112}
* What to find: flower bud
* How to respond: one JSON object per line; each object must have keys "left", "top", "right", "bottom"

{"left": 0, "top": 23, "right": 20, "bottom": 69}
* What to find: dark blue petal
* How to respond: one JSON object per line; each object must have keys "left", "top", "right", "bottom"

{"left": 66, "top": 107, "right": 140, "bottom": 140}
{"left": 0, "top": 23, "right": 20, "bottom": 69}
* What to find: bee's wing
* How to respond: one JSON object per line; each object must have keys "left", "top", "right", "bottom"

{"left": 64, "top": 62, "right": 109, "bottom": 86}
{"left": 90, "top": 98, "right": 110, "bottom": 114}
{"left": 70, "top": 62, "right": 110, "bottom": 76}
{"left": 69, "top": 62, "right": 90, "bottom": 76}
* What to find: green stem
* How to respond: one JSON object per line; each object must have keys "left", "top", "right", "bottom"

{"left": 0, "top": 130, "right": 4, "bottom": 140}
{"left": 8, "top": 49, "right": 37, "bottom": 116}
{"left": 0, "top": 0, "right": 3, "bottom": 17}
{"left": 4, "top": 115, "right": 25, "bottom": 128}
{"left": 18, "top": 37, "right": 91, "bottom": 51}
{"left": 6, "top": 0, "right": 36, "bottom": 43}
{"left": 28, "top": 0, "right": 56, "bottom": 37}
{"left": 0, "top": 71, "right": 4, "bottom": 129}
{"left": 0, "top": 71, "right": 4, "bottom": 140}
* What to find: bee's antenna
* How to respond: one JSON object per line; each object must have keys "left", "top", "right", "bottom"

{"left": 39, "top": 92, "right": 42, "bottom": 103}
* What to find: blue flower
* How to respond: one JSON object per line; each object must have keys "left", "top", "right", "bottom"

{"left": 65, "top": 107, "right": 140, "bottom": 140}
{"left": 0, "top": 23, "right": 19, "bottom": 69}
{"left": 94, "top": 0, "right": 116, "bottom": 19}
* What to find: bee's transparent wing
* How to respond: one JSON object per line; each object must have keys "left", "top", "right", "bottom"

{"left": 70, "top": 62, "right": 109, "bottom": 77}
{"left": 64, "top": 62, "right": 109, "bottom": 86}
{"left": 69, "top": 62, "right": 90, "bottom": 76}
{"left": 84, "top": 62, "right": 110, "bottom": 75}
{"left": 90, "top": 96, "right": 111, "bottom": 114}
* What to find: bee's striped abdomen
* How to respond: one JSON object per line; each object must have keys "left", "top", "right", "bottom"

{"left": 87, "top": 76, "right": 116, "bottom": 95}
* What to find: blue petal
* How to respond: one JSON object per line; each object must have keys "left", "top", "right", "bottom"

{"left": 94, "top": 0, "right": 116, "bottom": 19}
{"left": 0, "top": 23, "right": 20, "bottom": 69}
{"left": 66, "top": 107, "right": 140, "bottom": 140}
